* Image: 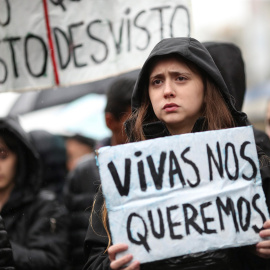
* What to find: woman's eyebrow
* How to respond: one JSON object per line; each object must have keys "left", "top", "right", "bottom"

{"left": 149, "top": 72, "right": 163, "bottom": 79}
{"left": 150, "top": 70, "right": 191, "bottom": 78}
{"left": 168, "top": 71, "right": 191, "bottom": 76}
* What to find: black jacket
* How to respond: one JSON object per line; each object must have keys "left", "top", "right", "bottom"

{"left": 0, "top": 215, "right": 15, "bottom": 270}
{"left": 0, "top": 117, "right": 69, "bottom": 270}
{"left": 64, "top": 153, "right": 101, "bottom": 270}
{"left": 83, "top": 38, "right": 270, "bottom": 270}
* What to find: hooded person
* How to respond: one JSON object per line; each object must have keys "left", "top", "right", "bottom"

{"left": 83, "top": 37, "right": 270, "bottom": 270}
{"left": 29, "top": 129, "right": 67, "bottom": 202}
{"left": 202, "top": 41, "right": 270, "bottom": 158}
{"left": 65, "top": 134, "right": 96, "bottom": 172}
{"left": 0, "top": 116, "right": 69, "bottom": 269}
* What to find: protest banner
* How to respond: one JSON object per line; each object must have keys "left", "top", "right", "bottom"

{"left": 0, "top": 0, "right": 191, "bottom": 92}
{"left": 97, "top": 126, "right": 269, "bottom": 265}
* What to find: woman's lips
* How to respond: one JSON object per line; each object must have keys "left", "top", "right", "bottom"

{"left": 163, "top": 103, "right": 179, "bottom": 112}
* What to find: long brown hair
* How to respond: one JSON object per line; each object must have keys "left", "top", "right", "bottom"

{"left": 90, "top": 192, "right": 112, "bottom": 251}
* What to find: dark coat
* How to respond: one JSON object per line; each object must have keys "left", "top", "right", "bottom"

{"left": 0, "top": 215, "right": 15, "bottom": 270}
{"left": 64, "top": 153, "right": 101, "bottom": 270}
{"left": 0, "top": 117, "right": 69, "bottom": 270}
{"left": 83, "top": 38, "right": 270, "bottom": 269}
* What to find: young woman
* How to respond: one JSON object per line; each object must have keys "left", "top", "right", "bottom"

{"left": 0, "top": 116, "right": 69, "bottom": 269}
{"left": 83, "top": 37, "right": 270, "bottom": 270}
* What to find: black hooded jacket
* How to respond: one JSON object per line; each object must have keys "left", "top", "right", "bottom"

{"left": 83, "top": 38, "right": 270, "bottom": 270}
{"left": 0, "top": 214, "right": 15, "bottom": 270}
{"left": 0, "top": 117, "right": 69, "bottom": 270}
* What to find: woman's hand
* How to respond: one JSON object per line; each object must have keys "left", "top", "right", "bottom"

{"left": 256, "top": 220, "right": 270, "bottom": 258}
{"left": 108, "top": 243, "right": 140, "bottom": 270}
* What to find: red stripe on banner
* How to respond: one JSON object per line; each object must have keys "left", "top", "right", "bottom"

{"left": 42, "top": 0, "right": 60, "bottom": 85}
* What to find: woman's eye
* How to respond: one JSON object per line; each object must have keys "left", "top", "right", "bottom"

{"left": 177, "top": 76, "right": 186, "bottom": 81}
{"left": 0, "top": 148, "right": 8, "bottom": 159}
{"left": 153, "top": 79, "right": 162, "bottom": 85}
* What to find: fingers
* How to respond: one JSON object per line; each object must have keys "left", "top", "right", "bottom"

{"left": 108, "top": 243, "right": 140, "bottom": 270}
{"left": 110, "top": 254, "right": 133, "bottom": 269}
{"left": 263, "top": 219, "right": 270, "bottom": 229}
{"left": 111, "top": 260, "right": 140, "bottom": 270}
{"left": 126, "top": 260, "right": 140, "bottom": 270}
{"left": 256, "top": 220, "right": 270, "bottom": 259}
{"left": 257, "top": 239, "right": 270, "bottom": 247}
{"left": 255, "top": 246, "right": 270, "bottom": 259}
{"left": 259, "top": 229, "right": 270, "bottom": 238}
{"left": 259, "top": 220, "right": 270, "bottom": 238}
{"left": 108, "top": 243, "right": 128, "bottom": 262}
{"left": 110, "top": 256, "right": 140, "bottom": 269}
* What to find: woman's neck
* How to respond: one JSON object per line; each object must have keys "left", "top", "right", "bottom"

{"left": 167, "top": 124, "right": 192, "bottom": 136}
{"left": 166, "top": 117, "right": 205, "bottom": 135}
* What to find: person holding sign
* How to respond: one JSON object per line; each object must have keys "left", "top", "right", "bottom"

{"left": 83, "top": 37, "right": 270, "bottom": 270}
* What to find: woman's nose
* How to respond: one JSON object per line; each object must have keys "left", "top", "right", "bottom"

{"left": 163, "top": 81, "right": 175, "bottom": 98}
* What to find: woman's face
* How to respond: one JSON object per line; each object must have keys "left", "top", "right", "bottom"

{"left": 148, "top": 56, "right": 205, "bottom": 135}
{"left": 0, "top": 138, "right": 17, "bottom": 192}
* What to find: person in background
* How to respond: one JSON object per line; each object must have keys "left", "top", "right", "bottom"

{"left": 0, "top": 214, "right": 15, "bottom": 270}
{"left": 96, "top": 77, "right": 134, "bottom": 148}
{"left": 65, "top": 134, "right": 96, "bottom": 172}
{"left": 29, "top": 129, "right": 67, "bottom": 202}
{"left": 83, "top": 37, "right": 270, "bottom": 270}
{"left": 0, "top": 116, "right": 68, "bottom": 270}
{"left": 63, "top": 77, "right": 135, "bottom": 270}
{"left": 203, "top": 41, "right": 270, "bottom": 158}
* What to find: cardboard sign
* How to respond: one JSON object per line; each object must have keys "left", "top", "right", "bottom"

{"left": 97, "top": 126, "right": 269, "bottom": 265}
{"left": 0, "top": 0, "right": 191, "bottom": 92}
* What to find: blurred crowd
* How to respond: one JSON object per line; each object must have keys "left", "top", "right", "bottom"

{"left": 0, "top": 77, "right": 134, "bottom": 270}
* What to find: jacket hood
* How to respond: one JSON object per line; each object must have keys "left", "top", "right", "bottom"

{"left": 29, "top": 129, "right": 67, "bottom": 192}
{"left": 131, "top": 37, "right": 247, "bottom": 126}
{"left": 203, "top": 41, "right": 246, "bottom": 111}
{"left": 0, "top": 116, "right": 42, "bottom": 198}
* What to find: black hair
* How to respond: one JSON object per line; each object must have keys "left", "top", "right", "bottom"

{"left": 202, "top": 42, "right": 246, "bottom": 111}
{"left": 0, "top": 129, "right": 27, "bottom": 186}
{"left": 0, "top": 129, "right": 20, "bottom": 153}
{"left": 104, "top": 77, "right": 135, "bottom": 120}
{"left": 67, "top": 134, "right": 96, "bottom": 149}
{"left": 29, "top": 130, "right": 67, "bottom": 192}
